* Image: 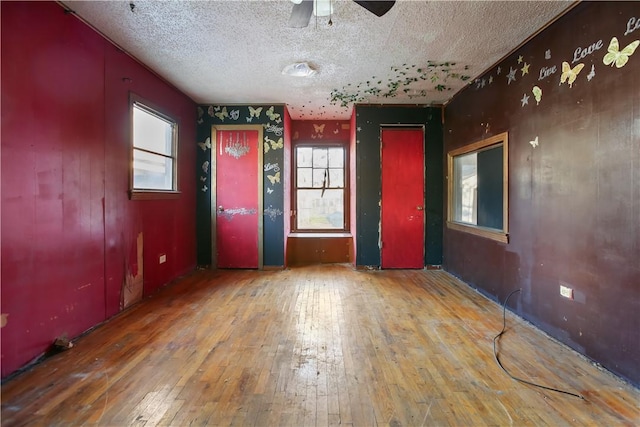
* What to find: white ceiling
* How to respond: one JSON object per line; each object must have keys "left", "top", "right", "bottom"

{"left": 62, "top": 0, "right": 574, "bottom": 120}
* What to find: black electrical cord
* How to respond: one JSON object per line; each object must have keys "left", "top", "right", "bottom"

{"left": 493, "top": 289, "right": 585, "bottom": 400}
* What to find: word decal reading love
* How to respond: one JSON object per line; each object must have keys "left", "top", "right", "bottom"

{"left": 625, "top": 16, "right": 640, "bottom": 36}
{"left": 572, "top": 39, "right": 604, "bottom": 63}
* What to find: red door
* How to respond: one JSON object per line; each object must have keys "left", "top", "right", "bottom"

{"left": 216, "top": 129, "right": 260, "bottom": 268}
{"left": 380, "top": 128, "right": 425, "bottom": 268}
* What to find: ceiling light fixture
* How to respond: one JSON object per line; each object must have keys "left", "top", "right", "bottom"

{"left": 313, "top": 0, "right": 333, "bottom": 17}
{"left": 282, "top": 62, "right": 317, "bottom": 77}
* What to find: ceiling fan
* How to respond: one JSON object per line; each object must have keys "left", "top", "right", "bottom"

{"left": 288, "top": 0, "right": 396, "bottom": 28}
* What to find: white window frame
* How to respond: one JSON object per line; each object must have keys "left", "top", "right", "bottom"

{"left": 129, "top": 94, "right": 179, "bottom": 200}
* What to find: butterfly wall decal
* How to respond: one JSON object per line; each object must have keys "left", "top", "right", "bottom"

{"left": 266, "top": 106, "right": 281, "bottom": 122}
{"left": 197, "top": 137, "right": 212, "bottom": 152}
{"left": 229, "top": 109, "right": 240, "bottom": 120}
{"left": 267, "top": 171, "right": 280, "bottom": 185}
{"left": 313, "top": 123, "right": 325, "bottom": 134}
{"left": 532, "top": 86, "right": 542, "bottom": 105}
{"left": 603, "top": 37, "right": 639, "bottom": 68}
{"left": 560, "top": 62, "right": 584, "bottom": 88}
{"left": 215, "top": 106, "right": 229, "bottom": 121}
{"left": 529, "top": 136, "right": 539, "bottom": 148}
{"left": 249, "top": 106, "right": 263, "bottom": 118}
{"left": 265, "top": 136, "right": 283, "bottom": 151}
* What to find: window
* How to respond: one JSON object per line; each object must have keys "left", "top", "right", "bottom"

{"left": 130, "top": 95, "right": 178, "bottom": 199}
{"left": 293, "top": 145, "right": 348, "bottom": 231}
{"left": 447, "top": 132, "right": 508, "bottom": 243}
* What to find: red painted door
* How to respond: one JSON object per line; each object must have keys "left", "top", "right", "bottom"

{"left": 381, "top": 128, "right": 425, "bottom": 268}
{"left": 216, "top": 129, "right": 260, "bottom": 268}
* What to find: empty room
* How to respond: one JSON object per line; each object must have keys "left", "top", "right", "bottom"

{"left": 1, "top": 0, "right": 639, "bottom": 425}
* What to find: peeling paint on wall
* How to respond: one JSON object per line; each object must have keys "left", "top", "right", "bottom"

{"left": 219, "top": 207, "right": 257, "bottom": 221}
{"left": 121, "top": 232, "right": 143, "bottom": 310}
{"left": 1, "top": 314, "right": 8, "bottom": 328}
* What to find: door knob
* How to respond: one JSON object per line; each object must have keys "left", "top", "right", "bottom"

{"left": 417, "top": 206, "right": 424, "bottom": 210}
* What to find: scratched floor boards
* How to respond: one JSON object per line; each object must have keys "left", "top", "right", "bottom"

{"left": 1, "top": 265, "right": 638, "bottom": 426}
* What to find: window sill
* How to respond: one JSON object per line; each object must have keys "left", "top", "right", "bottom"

{"left": 289, "top": 232, "right": 352, "bottom": 238}
{"left": 129, "top": 190, "right": 181, "bottom": 200}
{"left": 446, "top": 221, "right": 508, "bottom": 243}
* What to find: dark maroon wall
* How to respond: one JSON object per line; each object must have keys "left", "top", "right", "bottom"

{"left": 1, "top": 2, "right": 197, "bottom": 378}
{"left": 444, "top": 2, "right": 640, "bottom": 385}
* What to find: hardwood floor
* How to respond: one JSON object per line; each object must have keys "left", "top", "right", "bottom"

{"left": 2, "top": 265, "right": 638, "bottom": 426}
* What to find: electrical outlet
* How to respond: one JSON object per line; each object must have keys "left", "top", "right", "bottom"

{"left": 560, "top": 284, "right": 574, "bottom": 300}
{"left": 159, "top": 254, "right": 167, "bottom": 264}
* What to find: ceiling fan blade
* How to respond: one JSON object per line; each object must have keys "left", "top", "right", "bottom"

{"left": 289, "top": 0, "right": 314, "bottom": 28}
{"left": 353, "top": 1, "right": 395, "bottom": 17}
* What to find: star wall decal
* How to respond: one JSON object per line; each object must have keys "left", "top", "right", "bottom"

{"left": 517, "top": 55, "right": 524, "bottom": 64}
{"left": 521, "top": 62, "right": 530, "bottom": 76}
{"left": 497, "top": 66, "right": 502, "bottom": 75}
{"left": 488, "top": 75, "right": 494, "bottom": 84}
{"left": 507, "top": 67, "right": 517, "bottom": 85}
{"left": 521, "top": 93, "right": 530, "bottom": 106}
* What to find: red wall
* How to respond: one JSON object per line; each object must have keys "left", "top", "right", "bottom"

{"left": 1, "top": 2, "right": 197, "bottom": 378}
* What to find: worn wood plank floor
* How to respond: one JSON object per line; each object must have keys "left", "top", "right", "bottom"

{"left": 2, "top": 265, "right": 638, "bottom": 426}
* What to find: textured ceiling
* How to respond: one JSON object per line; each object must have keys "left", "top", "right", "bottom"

{"left": 62, "top": 0, "right": 574, "bottom": 120}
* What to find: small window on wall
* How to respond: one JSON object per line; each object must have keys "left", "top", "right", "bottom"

{"left": 447, "top": 132, "right": 508, "bottom": 243}
{"left": 294, "top": 145, "right": 348, "bottom": 231}
{"left": 130, "top": 95, "right": 179, "bottom": 199}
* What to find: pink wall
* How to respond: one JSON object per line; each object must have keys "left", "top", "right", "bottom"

{"left": 349, "top": 111, "right": 357, "bottom": 265}
{"left": 1, "top": 2, "right": 197, "bottom": 378}
{"left": 290, "top": 120, "right": 351, "bottom": 143}
{"left": 283, "top": 109, "right": 292, "bottom": 265}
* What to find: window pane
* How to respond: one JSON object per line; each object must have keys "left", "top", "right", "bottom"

{"left": 133, "top": 149, "right": 173, "bottom": 190}
{"left": 297, "top": 147, "right": 312, "bottom": 167}
{"left": 477, "top": 146, "right": 503, "bottom": 229}
{"left": 133, "top": 106, "right": 172, "bottom": 156}
{"left": 453, "top": 152, "right": 477, "bottom": 224}
{"left": 312, "top": 169, "right": 326, "bottom": 188}
{"left": 328, "top": 169, "right": 343, "bottom": 188}
{"left": 328, "top": 148, "right": 344, "bottom": 168}
{"left": 297, "top": 168, "right": 312, "bottom": 187}
{"left": 296, "top": 189, "right": 344, "bottom": 229}
{"left": 312, "top": 148, "right": 328, "bottom": 168}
